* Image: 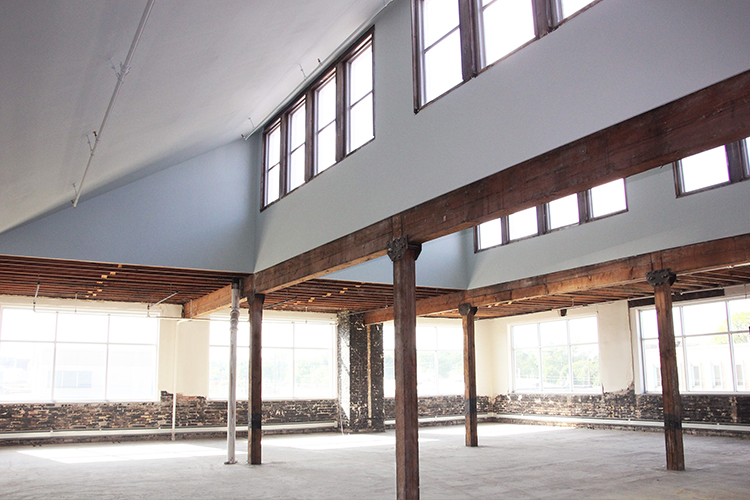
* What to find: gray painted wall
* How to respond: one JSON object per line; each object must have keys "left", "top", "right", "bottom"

{"left": 0, "top": 139, "right": 256, "bottom": 272}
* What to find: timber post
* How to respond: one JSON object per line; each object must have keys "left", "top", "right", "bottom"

{"left": 459, "top": 303, "right": 478, "bottom": 447}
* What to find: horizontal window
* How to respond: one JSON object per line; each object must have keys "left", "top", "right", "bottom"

{"left": 476, "top": 178, "right": 627, "bottom": 251}
{"left": 383, "top": 323, "right": 463, "bottom": 397}
{"left": 512, "top": 317, "right": 601, "bottom": 393}
{"left": 208, "top": 319, "right": 336, "bottom": 400}
{"left": 639, "top": 296, "right": 750, "bottom": 393}
{"left": 0, "top": 308, "right": 158, "bottom": 403}
{"left": 414, "top": 0, "right": 597, "bottom": 108}
{"left": 673, "top": 138, "right": 749, "bottom": 196}
{"left": 262, "top": 32, "right": 374, "bottom": 208}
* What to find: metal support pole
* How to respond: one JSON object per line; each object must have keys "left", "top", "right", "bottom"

{"left": 225, "top": 279, "right": 241, "bottom": 464}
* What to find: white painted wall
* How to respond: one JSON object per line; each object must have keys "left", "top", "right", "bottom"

{"left": 474, "top": 300, "right": 634, "bottom": 397}
{"left": 0, "top": 139, "right": 256, "bottom": 272}
{"left": 252, "top": 0, "right": 750, "bottom": 275}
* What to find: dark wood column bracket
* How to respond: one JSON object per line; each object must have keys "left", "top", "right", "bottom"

{"left": 387, "top": 236, "right": 422, "bottom": 262}
{"left": 646, "top": 269, "right": 676, "bottom": 287}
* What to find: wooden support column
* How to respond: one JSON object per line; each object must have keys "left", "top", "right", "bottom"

{"left": 646, "top": 269, "right": 685, "bottom": 471}
{"left": 248, "top": 292, "right": 265, "bottom": 465}
{"left": 459, "top": 303, "right": 478, "bottom": 447}
{"left": 388, "top": 236, "right": 421, "bottom": 500}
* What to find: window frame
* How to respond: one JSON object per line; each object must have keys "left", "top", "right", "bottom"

{"left": 261, "top": 30, "right": 374, "bottom": 210}
{"left": 474, "top": 178, "right": 628, "bottom": 252}
{"left": 672, "top": 139, "right": 750, "bottom": 197}
{"left": 412, "top": 0, "right": 598, "bottom": 110}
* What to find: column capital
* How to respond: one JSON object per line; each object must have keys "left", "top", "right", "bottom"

{"left": 458, "top": 303, "right": 477, "bottom": 316}
{"left": 646, "top": 269, "right": 676, "bottom": 287}
{"left": 387, "top": 236, "right": 422, "bottom": 262}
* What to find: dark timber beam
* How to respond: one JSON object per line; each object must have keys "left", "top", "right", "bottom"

{"left": 389, "top": 237, "right": 421, "bottom": 500}
{"left": 460, "top": 303, "right": 478, "bottom": 447}
{"left": 363, "top": 234, "right": 750, "bottom": 324}
{"left": 248, "top": 292, "right": 265, "bottom": 465}
{"left": 183, "top": 284, "right": 237, "bottom": 319}
{"left": 647, "top": 269, "right": 685, "bottom": 471}
{"left": 253, "top": 70, "right": 750, "bottom": 294}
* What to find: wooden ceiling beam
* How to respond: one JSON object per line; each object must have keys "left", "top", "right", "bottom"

{"left": 253, "top": 70, "right": 750, "bottom": 294}
{"left": 362, "top": 234, "right": 750, "bottom": 324}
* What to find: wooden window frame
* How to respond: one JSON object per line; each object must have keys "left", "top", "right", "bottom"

{"left": 260, "top": 30, "right": 374, "bottom": 210}
{"left": 672, "top": 139, "right": 750, "bottom": 198}
{"left": 474, "top": 179, "right": 628, "bottom": 252}
{"left": 412, "top": 0, "right": 581, "bottom": 111}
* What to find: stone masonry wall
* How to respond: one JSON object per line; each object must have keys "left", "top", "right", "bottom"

{"left": 0, "top": 392, "right": 338, "bottom": 433}
{"left": 494, "top": 391, "right": 750, "bottom": 424}
{"left": 384, "top": 395, "right": 494, "bottom": 420}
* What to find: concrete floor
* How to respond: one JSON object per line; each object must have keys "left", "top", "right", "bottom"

{"left": 0, "top": 423, "right": 748, "bottom": 499}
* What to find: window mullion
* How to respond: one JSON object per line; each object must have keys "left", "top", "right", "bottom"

{"left": 279, "top": 116, "right": 289, "bottom": 197}
{"left": 501, "top": 215, "right": 510, "bottom": 245}
{"left": 537, "top": 204, "right": 548, "bottom": 235}
{"left": 726, "top": 141, "right": 746, "bottom": 183}
{"left": 335, "top": 62, "right": 346, "bottom": 162}
{"left": 578, "top": 190, "right": 591, "bottom": 223}
{"left": 305, "top": 90, "right": 315, "bottom": 183}
{"left": 532, "top": 0, "right": 555, "bottom": 36}
{"left": 458, "top": 0, "right": 477, "bottom": 81}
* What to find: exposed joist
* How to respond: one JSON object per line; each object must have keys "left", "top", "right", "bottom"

{"left": 253, "top": 70, "right": 750, "bottom": 294}
{"left": 362, "top": 234, "right": 750, "bottom": 324}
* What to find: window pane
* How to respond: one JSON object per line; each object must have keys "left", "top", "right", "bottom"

{"left": 263, "top": 348, "right": 293, "bottom": 398}
{"left": 417, "top": 351, "right": 437, "bottom": 395}
{"left": 685, "top": 334, "right": 732, "bottom": 391}
{"left": 437, "top": 327, "right": 463, "bottom": 351}
{"left": 640, "top": 309, "right": 658, "bottom": 339}
{"left": 237, "top": 346, "right": 250, "bottom": 400}
{"left": 317, "top": 77, "right": 337, "bottom": 129}
{"left": 642, "top": 339, "right": 662, "bottom": 392}
{"left": 208, "top": 345, "right": 229, "bottom": 400}
{"left": 729, "top": 298, "right": 750, "bottom": 332}
{"left": 267, "top": 126, "right": 281, "bottom": 167}
{"left": 512, "top": 323, "right": 538, "bottom": 348}
{"left": 478, "top": 218, "right": 503, "bottom": 249}
{"left": 383, "top": 324, "right": 395, "bottom": 350}
{"left": 0, "top": 341, "right": 54, "bottom": 401}
{"left": 294, "top": 323, "right": 333, "bottom": 349}
{"left": 349, "top": 44, "right": 372, "bottom": 104}
{"left": 266, "top": 164, "right": 280, "bottom": 204}
{"left": 514, "top": 348, "right": 539, "bottom": 391}
{"left": 294, "top": 349, "right": 332, "bottom": 398}
{"left": 422, "top": 0, "right": 460, "bottom": 48}
{"left": 56, "top": 313, "right": 108, "bottom": 343}
{"left": 508, "top": 206, "right": 538, "bottom": 240}
{"left": 542, "top": 346, "right": 569, "bottom": 390}
{"left": 437, "top": 350, "right": 463, "bottom": 395}
{"left": 349, "top": 93, "right": 374, "bottom": 152}
{"left": 590, "top": 179, "right": 627, "bottom": 218}
{"left": 682, "top": 302, "right": 728, "bottom": 335}
{"left": 417, "top": 327, "right": 437, "bottom": 350}
{"left": 560, "top": 0, "right": 593, "bottom": 19}
{"left": 288, "top": 148, "right": 306, "bottom": 191}
{"left": 0, "top": 309, "right": 56, "bottom": 341}
{"left": 571, "top": 344, "right": 600, "bottom": 390}
{"left": 424, "top": 30, "right": 463, "bottom": 103}
{"left": 540, "top": 321, "right": 567, "bottom": 346}
{"left": 53, "top": 343, "right": 107, "bottom": 401}
{"left": 290, "top": 103, "right": 306, "bottom": 149}
{"left": 262, "top": 322, "right": 294, "bottom": 348}
{"left": 733, "top": 333, "right": 749, "bottom": 391}
{"left": 107, "top": 344, "right": 156, "bottom": 401}
{"left": 317, "top": 123, "right": 336, "bottom": 172}
{"left": 481, "top": 0, "right": 535, "bottom": 67}
{"left": 569, "top": 317, "right": 598, "bottom": 344}
{"left": 680, "top": 146, "right": 729, "bottom": 193}
{"left": 109, "top": 316, "right": 158, "bottom": 344}
{"left": 547, "top": 194, "right": 579, "bottom": 230}
{"left": 384, "top": 350, "right": 395, "bottom": 397}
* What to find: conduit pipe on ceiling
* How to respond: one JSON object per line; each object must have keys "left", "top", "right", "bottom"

{"left": 242, "top": 0, "right": 394, "bottom": 140}
{"left": 72, "top": 0, "right": 156, "bottom": 208}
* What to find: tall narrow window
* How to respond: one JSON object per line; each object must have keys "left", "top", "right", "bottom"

{"left": 420, "top": 0, "right": 463, "bottom": 103}
{"left": 316, "top": 74, "right": 337, "bottom": 173}
{"left": 348, "top": 40, "right": 374, "bottom": 152}
{"left": 288, "top": 101, "right": 307, "bottom": 192}
{"left": 479, "top": 0, "right": 536, "bottom": 68}
{"left": 264, "top": 123, "right": 281, "bottom": 205}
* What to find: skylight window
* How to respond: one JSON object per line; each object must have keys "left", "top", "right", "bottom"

{"left": 508, "top": 206, "right": 539, "bottom": 241}
{"left": 547, "top": 193, "right": 579, "bottom": 230}
{"left": 677, "top": 146, "right": 730, "bottom": 194}
{"left": 478, "top": 218, "right": 503, "bottom": 249}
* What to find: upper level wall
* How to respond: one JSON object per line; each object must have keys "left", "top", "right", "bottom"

{"left": 0, "top": 140, "right": 256, "bottom": 272}
{"left": 252, "top": 0, "right": 750, "bottom": 277}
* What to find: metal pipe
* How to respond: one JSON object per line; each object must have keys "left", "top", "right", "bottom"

{"left": 72, "top": 0, "right": 156, "bottom": 207}
{"left": 225, "top": 279, "right": 241, "bottom": 464}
